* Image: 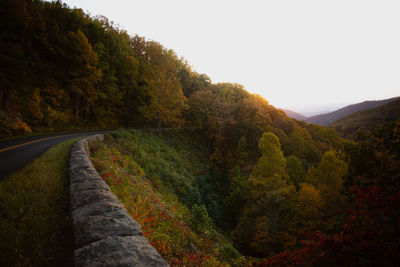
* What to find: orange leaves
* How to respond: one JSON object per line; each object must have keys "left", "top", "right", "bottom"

{"left": 101, "top": 171, "right": 122, "bottom": 186}
{"left": 0, "top": 115, "right": 32, "bottom": 136}
{"left": 12, "top": 118, "right": 32, "bottom": 134}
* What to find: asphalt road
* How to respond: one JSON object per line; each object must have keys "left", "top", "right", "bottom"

{"left": 0, "top": 131, "right": 107, "bottom": 180}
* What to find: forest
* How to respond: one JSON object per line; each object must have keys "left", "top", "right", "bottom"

{"left": 0, "top": 0, "right": 399, "bottom": 266}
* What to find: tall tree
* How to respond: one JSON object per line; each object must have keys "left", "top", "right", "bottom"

{"left": 132, "top": 37, "right": 185, "bottom": 134}
{"left": 286, "top": 155, "right": 306, "bottom": 190}
{"left": 231, "top": 132, "right": 296, "bottom": 256}
{"left": 308, "top": 150, "right": 348, "bottom": 219}
{"left": 67, "top": 29, "right": 102, "bottom": 125}
{"left": 252, "top": 132, "right": 287, "bottom": 178}
{"left": 297, "top": 182, "right": 323, "bottom": 229}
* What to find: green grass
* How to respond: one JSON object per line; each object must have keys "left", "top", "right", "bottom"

{"left": 0, "top": 139, "right": 77, "bottom": 267}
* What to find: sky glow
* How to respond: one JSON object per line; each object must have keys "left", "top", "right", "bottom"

{"left": 61, "top": 0, "right": 400, "bottom": 115}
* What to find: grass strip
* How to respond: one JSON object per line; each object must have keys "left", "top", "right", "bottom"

{"left": 0, "top": 139, "right": 77, "bottom": 267}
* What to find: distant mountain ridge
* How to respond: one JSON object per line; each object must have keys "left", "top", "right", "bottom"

{"left": 305, "top": 96, "right": 400, "bottom": 126}
{"left": 280, "top": 109, "right": 307, "bottom": 120}
{"left": 331, "top": 99, "right": 400, "bottom": 138}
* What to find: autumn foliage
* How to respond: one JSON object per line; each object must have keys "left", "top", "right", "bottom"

{"left": 260, "top": 186, "right": 400, "bottom": 266}
{"left": 90, "top": 131, "right": 246, "bottom": 266}
{"left": 1, "top": 1, "right": 399, "bottom": 266}
{"left": 260, "top": 121, "right": 400, "bottom": 266}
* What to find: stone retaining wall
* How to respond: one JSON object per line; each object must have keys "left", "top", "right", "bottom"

{"left": 69, "top": 134, "right": 168, "bottom": 267}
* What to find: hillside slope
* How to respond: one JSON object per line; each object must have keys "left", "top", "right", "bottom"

{"left": 331, "top": 99, "right": 400, "bottom": 138}
{"left": 305, "top": 96, "right": 400, "bottom": 125}
{"left": 90, "top": 130, "right": 246, "bottom": 266}
{"left": 0, "top": 1, "right": 355, "bottom": 264}
{"left": 280, "top": 109, "right": 307, "bottom": 120}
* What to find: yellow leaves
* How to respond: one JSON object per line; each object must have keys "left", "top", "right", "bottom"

{"left": 0, "top": 115, "right": 32, "bottom": 134}
{"left": 13, "top": 117, "right": 31, "bottom": 133}
{"left": 308, "top": 150, "right": 347, "bottom": 190}
{"left": 126, "top": 55, "right": 139, "bottom": 67}
{"left": 29, "top": 88, "right": 43, "bottom": 121}
{"left": 68, "top": 29, "right": 102, "bottom": 107}
{"left": 69, "top": 29, "right": 99, "bottom": 67}
{"left": 307, "top": 150, "right": 348, "bottom": 218}
{"left": 43, "top": 106, "right": 70, "bottom": 128}
{"left": 258, "top": 132, "right": 281, "bottom": 154}
{"left": 253, "top": 132, "right": 287, "bottom": 179}
{"left": 299, "top": 183, "right": 322, "bottom": 208}
{"left": 298, "top": 183, "right": 323, "bottom": 225}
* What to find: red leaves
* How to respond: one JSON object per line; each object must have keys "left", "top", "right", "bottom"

{"left": 92, "top": 144, "right": 224, "bottom": 266}
{"left": 260, "top": 185, "right": 400, "bottom": 266}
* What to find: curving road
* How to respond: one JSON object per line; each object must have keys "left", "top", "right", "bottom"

{"left": 0, "top": 131, "right": 107, "bottom": 180}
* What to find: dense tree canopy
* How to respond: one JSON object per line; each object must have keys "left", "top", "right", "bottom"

{"left": 2, "top": 1, "right": 397, "bottom": 266}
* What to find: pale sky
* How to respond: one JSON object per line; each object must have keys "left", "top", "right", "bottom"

{"left": 60, "top": 0, "right": 400, "bottom": 115}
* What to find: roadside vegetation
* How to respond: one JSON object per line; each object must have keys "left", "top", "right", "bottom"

{"left": 91, "top": 130, "right": 246, "bottom": 266}
{"left": 0, "top": 139, "right": 76, "bottom": 267}
{"left": 1, "top": 0, "right": 399, "bottom": 266}
{"left": 92, "top": 124, "right": 400, "bottom": 266}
